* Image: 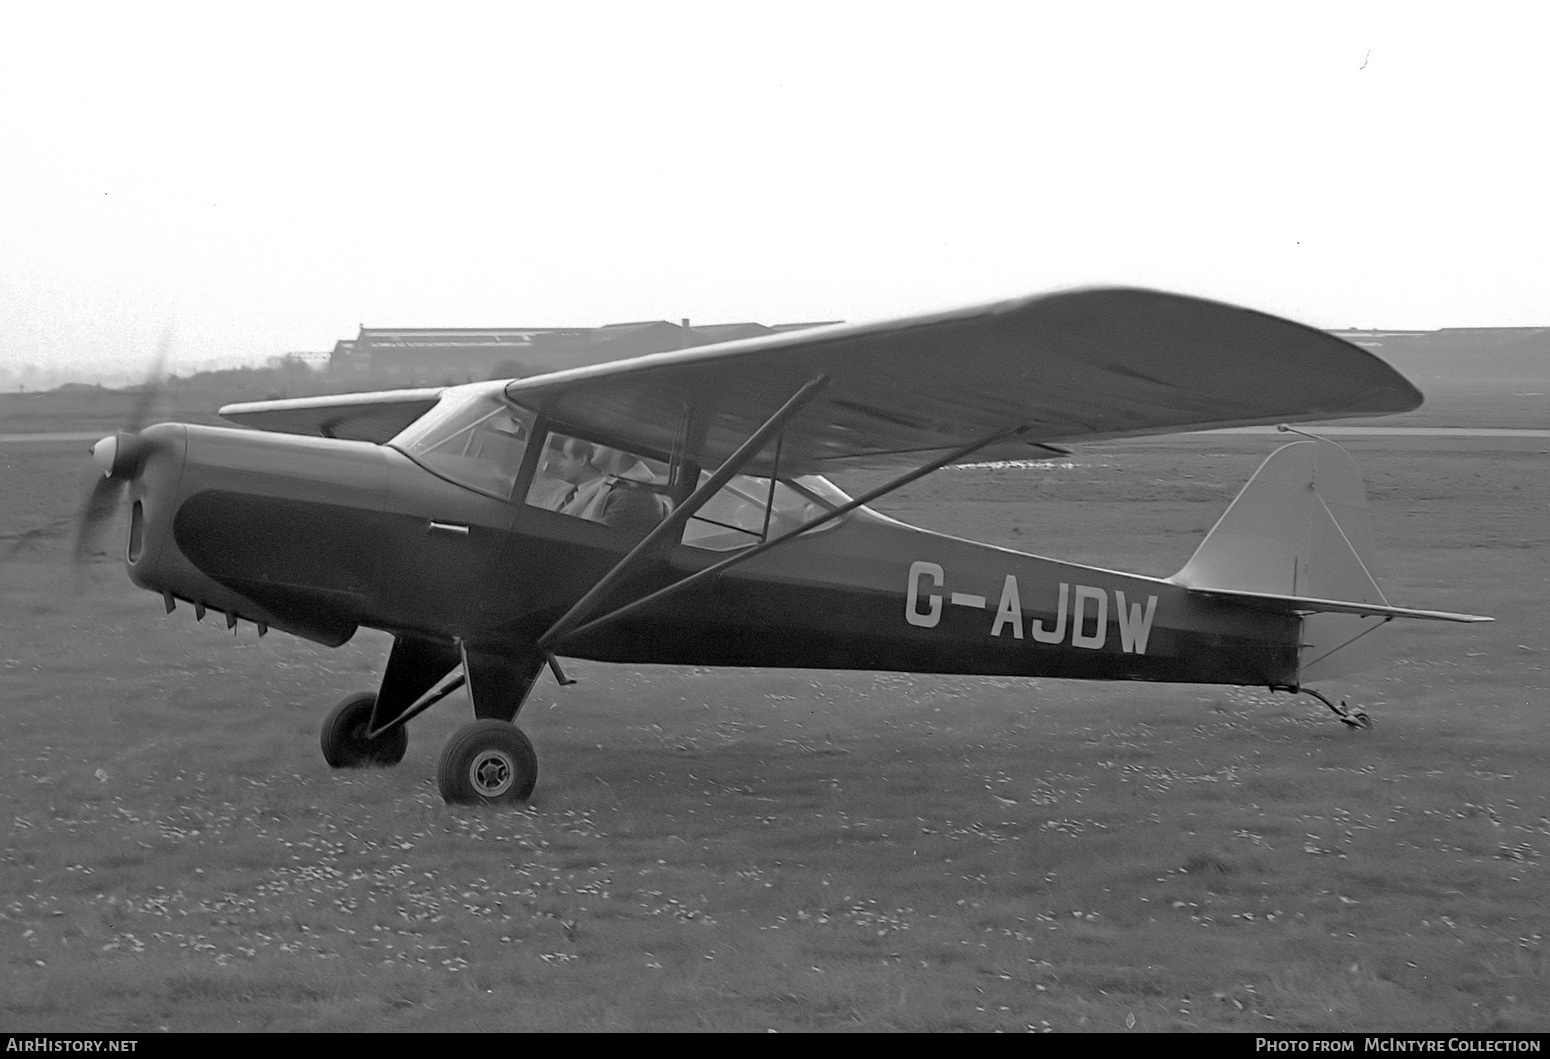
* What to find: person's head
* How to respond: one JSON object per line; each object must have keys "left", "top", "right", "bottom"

{"left": 552, "top": 437, "right": 600, "bottom": 485}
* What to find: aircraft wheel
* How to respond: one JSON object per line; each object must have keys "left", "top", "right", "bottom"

{"left": 320, "top": 692, "right": 409, "bottom": 768}
{"left": 437, "top": 720, "right": 538, "bottom": 805}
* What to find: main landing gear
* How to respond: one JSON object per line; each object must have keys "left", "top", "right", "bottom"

{"left": 437, "top": 720, "right": 539, "bottom": 803}
{"left": 319, "top": 636, "right": 550, "bottom": 806}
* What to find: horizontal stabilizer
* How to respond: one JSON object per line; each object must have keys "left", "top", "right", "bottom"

{"left": 1190, "top": 586, "right": 1492, "bottom": 623}
{"left": 1172, "top": 434, "right": 1490, "bottom": 680}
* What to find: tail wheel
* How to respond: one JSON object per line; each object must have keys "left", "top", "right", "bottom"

{"left": 320, "top": 692, "right": 409, "bottom": 768}
{"left": 437, "top": 720, "right": 538, "bottom": 805}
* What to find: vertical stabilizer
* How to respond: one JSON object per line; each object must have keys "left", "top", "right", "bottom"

{"left": 1170, "top": 437, "right": 1391, "bottom": 680}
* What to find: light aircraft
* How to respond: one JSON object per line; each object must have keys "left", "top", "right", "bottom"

{"left": 76, "top": 288, "right": 1491, "bottom": 805}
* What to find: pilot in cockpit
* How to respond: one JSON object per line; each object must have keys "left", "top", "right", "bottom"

{"left": 546, "top": 438, "right": 667, "bottom": 535}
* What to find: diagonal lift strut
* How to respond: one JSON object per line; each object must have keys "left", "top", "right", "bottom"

{"left": 540, "top": 410, "right": 1031, "bottom": 653}
{"left": 536, "top": 374, "right": 831, "bottom": 655}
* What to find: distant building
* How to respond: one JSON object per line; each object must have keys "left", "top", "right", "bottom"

{"left": 688, "top": 322, "right": 776, "bottom": 344}
{"left": 328, "top": 318, "right": 844, "bottom": 383}
{"left": 280, "top": 351, "right": 330, "bottom": 369}
{"left": 328, "top": 339, "right": 357, "bottom": 373}
{"left": 334, "top": 326, "right": 578, "bottom": 382}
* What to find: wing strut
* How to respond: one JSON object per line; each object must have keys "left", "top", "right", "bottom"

{"left": 547, "top": 421, "right": 1029, "bottom": 650}
{"left": 536, "top": 374, "right": 831, "bottom": 655}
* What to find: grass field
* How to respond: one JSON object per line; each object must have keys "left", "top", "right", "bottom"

{"left": 0, "top": 402, "right": 1545, "bottom": 1032}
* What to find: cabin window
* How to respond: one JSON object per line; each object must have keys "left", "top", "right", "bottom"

{"left": 681, "top": 474, "right": 846, "bottom": 551}
{"left": 391, "top": 386, "right": 533, "bottom": 499}
{"left": 525, "top": 430, "right": 674, "bottom": 535}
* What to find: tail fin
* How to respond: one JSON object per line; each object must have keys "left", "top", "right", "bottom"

{"left": 1170, "top": 435, "right": 1486, "bottom": 681}
{"left": 1173, "top": 436, "right": 1386, "bottom": 605}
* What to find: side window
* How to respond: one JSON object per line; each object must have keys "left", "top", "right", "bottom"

{"left": 681, "top": 474, "right": 838, "bottom": 551}
{"left": 526, "top": 431, "right": 673, "bottom": 536}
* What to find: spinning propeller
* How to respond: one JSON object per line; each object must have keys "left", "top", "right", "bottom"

{"left": 72, "top": 330, "right": 172, "bottom": 571}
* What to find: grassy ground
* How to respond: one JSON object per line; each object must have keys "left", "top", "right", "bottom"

{"left": 0, "top": 406, "right": 1545, "bottom": 1031}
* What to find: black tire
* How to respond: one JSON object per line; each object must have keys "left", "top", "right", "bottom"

{"left": 437, "top": 720, "right": 538, "bottom": 805}
{"left": 320, "top": 692, "right": 409, "bottom": 768}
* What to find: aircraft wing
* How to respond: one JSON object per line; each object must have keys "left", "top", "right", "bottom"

{"left": 218, "top": 389, "right": 444, "bottom": 443}
{"left": 503, "top": 287, "right": 1423, "bottom": 474}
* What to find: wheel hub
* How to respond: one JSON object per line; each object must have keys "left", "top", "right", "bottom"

{"left": 470, "top": 750, "right": 514, "bottom": 797}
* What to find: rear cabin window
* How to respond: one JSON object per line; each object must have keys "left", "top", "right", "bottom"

{"left": 681, "top": 474, "right": 844, "bottom": 551}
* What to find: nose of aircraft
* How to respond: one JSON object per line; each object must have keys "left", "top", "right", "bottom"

{"left": 89, "top": 422, "right": 392, "bottom": 648}
{"left": 90, "top": 431, "right": 154, "bottom": 480}
{"left": 75, "top": 425, "right": 185, "bottom": 570}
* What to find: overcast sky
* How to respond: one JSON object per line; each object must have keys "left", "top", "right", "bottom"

{"left": 2, "top": 2, "right": 1545, "bottom": 373}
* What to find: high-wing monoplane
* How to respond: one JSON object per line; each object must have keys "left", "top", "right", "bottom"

{"left": 76, "top": 288, "right": 1491, "bottom": 805}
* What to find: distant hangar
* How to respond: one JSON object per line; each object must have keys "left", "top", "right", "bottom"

{"left": 328, "top": 318, "right": 841, "bottom": 384}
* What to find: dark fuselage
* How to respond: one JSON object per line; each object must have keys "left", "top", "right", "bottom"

{"left": 126, "top": 424, "right": 1300, "bottom": 688}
